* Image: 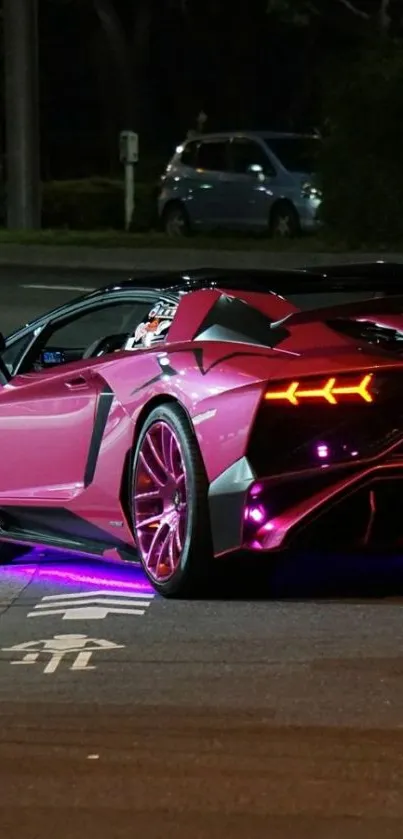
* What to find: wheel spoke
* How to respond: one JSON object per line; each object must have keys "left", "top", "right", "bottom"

{"left": 145, "top": 430, "right": 169, "bottom": 479}
{"left": 135, "top": 490, "right": 161, "bottom": 501}
{"left": 146, "top": 522, "right": 167, "bottom": 572}
{"left": 154, "top": 526, "right": 171, "bottom": 578}
{"left": 133, "top": 418, "right": 189, "bottom": 584}
{"left": 136, "top": 513, "right": 162, "bottom": 530}
{"left": 167, "top": 528, "right": 177, "bottom": 570}
{"left": 139, "top": 450, "right": 164, "bottom": 487}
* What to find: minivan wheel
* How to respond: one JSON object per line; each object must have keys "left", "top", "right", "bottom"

{"left": 270, "top": 201, "right": 300, "bottom": 238}
{"left": 163, "top": 203, "right": 190, "bottom": 237}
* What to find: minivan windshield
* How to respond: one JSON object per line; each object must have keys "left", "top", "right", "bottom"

{"left": 264, "top": 136, "right": 320, "bottom": 173}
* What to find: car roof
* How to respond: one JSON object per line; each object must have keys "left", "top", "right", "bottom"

{"left": 8, "top": 263, "right": 403, "bottom": 344}
{"left": 93, "top": 264, "right": 403, "bottom": 298}
{"left": 182, "top": 131, "right": 319, "bottom": 143}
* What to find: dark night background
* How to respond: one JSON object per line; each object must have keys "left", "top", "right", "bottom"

{"left": 1, "top": 0, "right": 362, "bottom": 181}
{"left": 1, "top": 0, "right": 403, "bottom": 241}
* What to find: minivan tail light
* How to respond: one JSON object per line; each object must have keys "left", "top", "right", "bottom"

{"left": 301, "top": 181, "right": 322, "bottom": 199}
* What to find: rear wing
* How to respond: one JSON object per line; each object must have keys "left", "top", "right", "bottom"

{"left": 271, "top": 293, "right": 403, "bottom": 329}
{"left": 298, "top": 261, "right": 403, "bottom": 294}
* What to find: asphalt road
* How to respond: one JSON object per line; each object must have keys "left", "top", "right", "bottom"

{"left": 0, "top": 264, "right": 131, "bottom": 334}
{"left": 2, "top": 267, "right": 403, "bottom": 838}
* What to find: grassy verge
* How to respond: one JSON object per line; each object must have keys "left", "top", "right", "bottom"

{"left": 0, "top": 229, "right": 396, "bottom": 251}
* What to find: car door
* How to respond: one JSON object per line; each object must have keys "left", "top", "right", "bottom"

{"left": 0, "top": 294, "right": 152, "bottom": 502}
{"left": 225, "top": 137, "right": 277, "bottom": 229}
{"left": 189, "top": 139, "right": 231, "bottom": 229}
{"left": 0, "top": 365, "right": 102, "bottom": 501}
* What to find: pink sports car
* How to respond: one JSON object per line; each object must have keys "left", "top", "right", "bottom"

{"left": 1, "top": 264, "right": 403, "bottom": 596}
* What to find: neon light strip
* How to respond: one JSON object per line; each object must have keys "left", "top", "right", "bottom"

{"left": 264, "top": 374, "right": 373, "bottom": 405}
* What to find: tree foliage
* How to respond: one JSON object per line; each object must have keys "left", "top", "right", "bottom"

{"left": 266, "top": 0, "right": 401, "bottom": 33}
{"left": 318, "top": 41, "right": 403, "bottom": 244}
{"left": 51, "top": 0, "right": 186, "bottom": 129}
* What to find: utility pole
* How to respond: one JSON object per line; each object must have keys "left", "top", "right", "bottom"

{"left": 4, "top": 0, "right": 41, "bottom": 229}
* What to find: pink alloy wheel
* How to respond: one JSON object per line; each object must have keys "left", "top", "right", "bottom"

{"left": 133, "top": 421, "right": 188, "bottom": 582}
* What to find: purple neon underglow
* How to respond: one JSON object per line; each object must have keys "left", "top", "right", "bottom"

{"left": 35, "top": 566, "right": 154, "bottom": 593}
{"left": 6, "top": 552, "right": 154, "bottom": 594}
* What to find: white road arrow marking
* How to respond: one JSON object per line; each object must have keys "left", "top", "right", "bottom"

{"left": 27, "top": 589, "right": 156, "bottom": 621}
{"left": 32, "top": 597, "right": 152, "bottom": 609}
{"left": 39, "top": 589, "right": 154, "bottom": 601}
{"left": 28, "top": 605, "right": 148, "bottom": 620}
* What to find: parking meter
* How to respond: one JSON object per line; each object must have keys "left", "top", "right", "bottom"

{"left": 119, "top": 131, "right": 139, "bottom": 165}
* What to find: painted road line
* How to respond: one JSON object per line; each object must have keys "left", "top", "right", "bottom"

{"left": 21, "top": 284, "right": 95, "bottom": 292}
{"left": 27, "top": 589, "right": 155, "bottom": 620}
{"left": 2, "top": 634, "right": 124, "bottom": 674}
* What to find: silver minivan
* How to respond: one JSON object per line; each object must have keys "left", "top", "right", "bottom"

{"left": 158, "top": 130, "right": 322, "bottom": 237}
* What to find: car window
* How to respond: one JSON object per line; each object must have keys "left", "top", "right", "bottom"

{"left": 21, "top": 299, "right": 153, "bottom": 372}
{"left": 2, "top": 331, "right": 36, "bottom": 374}
{"left": 264, "top": 136, "right": 320, "bottom": 173}
{"left": 47, "top": 302, "right": 147, "bottom": 348}
{"left": 196, "top": 140, "right": 228, "bottom": 172}
{"left": 180, "top": 141, "right": 198, "bottom": 168}
{"left": 229, "top": 139, "right": 275, "bottom": 176}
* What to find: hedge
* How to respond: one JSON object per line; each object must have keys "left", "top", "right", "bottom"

{"left": 41, "top": 177, "right": 158, "bottom": 231}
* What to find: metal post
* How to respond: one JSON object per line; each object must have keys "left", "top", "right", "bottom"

{"left": 124, "top": 162, "right": 135, "bottom": 231}
{"left": 4, "top": 0, "right": 41, "bottom": 229}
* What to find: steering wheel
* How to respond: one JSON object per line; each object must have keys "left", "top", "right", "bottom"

{"left": 82, "top": 332, "right": 130, "bottom": 359}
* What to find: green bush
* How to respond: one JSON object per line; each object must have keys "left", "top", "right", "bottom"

{"left": 41, "top": 177, "right": 157, "bottom": 231}
{"left": 318, "top": 41, "right": 403, "bottom": 245}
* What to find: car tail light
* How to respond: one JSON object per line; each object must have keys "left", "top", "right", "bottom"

{"left": 264, "top": 373, "right": 373, "bottom": 406}
{"left": 301, "top": 181, "right": 322, "bottom": 199}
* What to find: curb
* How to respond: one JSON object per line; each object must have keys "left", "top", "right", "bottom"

{"left": 0, "top": 245, "right": 401, "bottom": 272}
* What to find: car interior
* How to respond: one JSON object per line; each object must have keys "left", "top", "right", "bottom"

{"left": 5, "top": 300, "right": 154, "bottom": 375}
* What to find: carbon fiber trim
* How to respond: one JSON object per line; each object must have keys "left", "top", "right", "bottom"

{"left": 84, "top": 385, "right": 114, "bottom": 487}
{"left": 208, "top": 457, "right": 256, "bottom": 555}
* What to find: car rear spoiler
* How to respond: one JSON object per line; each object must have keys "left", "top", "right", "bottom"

{"left": 271, "top": 293, "right": 403, "bottom": 329}
{"left": 304, "top": 261, "right": 403, "bottom": 279}
{"left": 299, "top": 261, "right": 403, "bottom": 293}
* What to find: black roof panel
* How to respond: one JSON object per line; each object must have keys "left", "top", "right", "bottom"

{"left": 94, "top": 263, "right": 403, "bottom": 297}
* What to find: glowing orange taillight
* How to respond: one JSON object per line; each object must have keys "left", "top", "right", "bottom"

{"left": 264, "top": 374, "right": 373, "bottom": 406}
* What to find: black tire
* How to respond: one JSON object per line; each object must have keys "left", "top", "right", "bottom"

{"left": 131, "top": 402, "right": 213, "bottom": 597}
{"left": 270, "top": 201, "right": 300, "bottom": 238}
{"left": 162, "top": 202, "right": 190, "bottom": 237}
{"left": 0, "top": 542, "right": 30, "bottom": 565}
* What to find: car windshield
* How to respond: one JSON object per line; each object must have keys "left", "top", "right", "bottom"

{"left": 264, "top": 136, "right": 320, "bottom": 173}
